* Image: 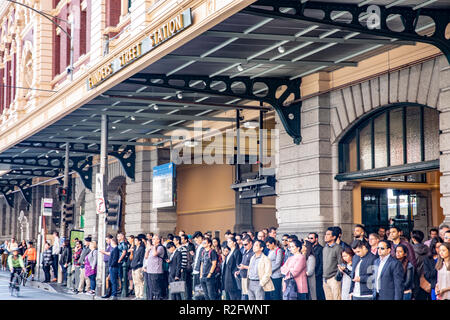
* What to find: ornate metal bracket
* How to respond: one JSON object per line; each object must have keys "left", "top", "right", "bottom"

{"left": 109, "top": 145, "right": 136, "bottom": 180}
{"left": 17, "top": 141, "right": 135, "bottom": 180}
{"left": 126, "top": 74, "right": 302, "bottom": 144}
{"left": 0, "top": 155, "right": 93, "bottom": 190}
{"left": 0, "top": 178, "right": 32, "bottom": 208}
{"left": 244, "top": 0, "right": 450, "bottom": 63}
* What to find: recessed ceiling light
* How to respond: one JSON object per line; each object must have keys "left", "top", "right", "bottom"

{"left": 130, "top": 116, "right": 136, "bottom": 121}
{"left": 184, "top": 140, "right": 199, "bottom": 148}
{"left": 153, "top": 105, "right": 159, "bottom": 111}
{"left": 243, "top": 121, "right": 259, "bottom": 129}
{"left": 278, "top": 46, "right": 286, "bottom": 54}
{"left": 177, "top": 92, "right": 183, "bottom": 99}
{"left": 237, "top": 64, "right": 244, "bottom": 72}
{"left": 112, "top": 126, "right": 116, "bottom": 129}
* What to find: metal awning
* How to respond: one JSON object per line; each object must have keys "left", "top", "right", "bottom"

{"left": 1, "top": 0, "right": 449, "bottom": 207}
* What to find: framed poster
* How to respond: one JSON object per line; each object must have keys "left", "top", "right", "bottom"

{"left": 152, "top": 162, "right": 176, "bottom": 209}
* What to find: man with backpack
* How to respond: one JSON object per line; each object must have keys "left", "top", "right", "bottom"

{"left": 199, "top": 237, "right": 220, "bottom": 300}
{"left": 266, "top": 237, "right": 284, "bottom": 300}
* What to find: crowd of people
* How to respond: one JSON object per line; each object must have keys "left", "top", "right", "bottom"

{"left": 0, "top": 223, "right": 449, "bottom": 300}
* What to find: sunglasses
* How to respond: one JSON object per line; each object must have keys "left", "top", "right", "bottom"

{"left": 308, "top": 237, "right": 314, "bottom": 240}
{"left": 243, "top": 243, "right": 249, "bottom": 246}
{"left": 377, "top": 247, "right": 387, "bottom": 250}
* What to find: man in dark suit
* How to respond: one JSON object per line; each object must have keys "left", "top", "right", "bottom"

{"left": 167, "top": 241, "right": 183, "bottom": 300}
{"left": 350, "top": 240, "right": 377, "bottom": 300}
{"left": 223, "top": 237, "right": 242, "bottom": 300}
{"left": 373, "top": 240, "right": 404, "bottom": 300}
{"left": 308, "top": 232, "right": 325, "bottom": 300}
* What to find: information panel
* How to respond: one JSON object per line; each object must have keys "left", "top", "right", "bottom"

{"left": 152, "top": 163, "right": 176, "bottom": 209}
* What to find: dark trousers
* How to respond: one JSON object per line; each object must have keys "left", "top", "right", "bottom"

{"left": 226, "top": 289, "right": 241, "bottom": 300}
{"left": 270, "top": 277, "right": 283, "bottom": 300}
{"left": 109, "top": 267, "right": 119, "bottom": 297}
{"left": 51, "top": 255, "right": 58, "bottom": 278}
{"left": 201, "top": 277, "right": 218, "bottom": 300}
{"left": 184, "top": 270, "right": 193, "bottom": 300}
{"left": 241, "top": 294, "right": 249, "bottom": 300}
{"left": 315, "top": 275, "right": 325, "bottom": 300}
{"left": 43, "top": 265, "right": 51, "bottom": 282}
{"left": 148, "top": 273, "right": 164, "bottom": 300}
{"left": 162, "top": 271, "right": 169, "bottom": 298}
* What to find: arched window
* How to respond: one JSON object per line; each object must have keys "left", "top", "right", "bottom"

{"left": 337, "top": 104, "right": 439, "bottom": 181}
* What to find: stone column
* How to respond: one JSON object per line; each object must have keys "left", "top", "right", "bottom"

{"left": 438, "top": 56, "right": 450, "bottom": 225}
{"left": 275, "top": 94, "right": 334, "bottom": 241}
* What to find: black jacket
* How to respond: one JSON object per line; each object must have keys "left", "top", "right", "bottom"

{"left": 222, "top": 248, "right": 242, "bottom": 292}
{"left": 350, "top": 252, "right": 377, "bottom": 296}
{"left": 59, "top": 246, "right": 72, "bottom": 265}
{"left": 373, "top": 255, "right": 404, "bottom": 300}
{"left": 312, "top": 243, "right": 323, "bottom": 278}
{"left": 169, "top": 249, "right": 182, "bottom": 282}
{"left": 130, "top": 244, "right": 145, "bottom": 270}
{"left": 402, "top": 262, "right": 415, "bottom": 292}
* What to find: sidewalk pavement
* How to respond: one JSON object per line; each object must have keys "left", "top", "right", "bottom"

{"left": 0, "top": 269, "right": 133, "bottom": 300}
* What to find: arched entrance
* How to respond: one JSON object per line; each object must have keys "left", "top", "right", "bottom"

{"left": 336, "top": 104, "right": 442, "bottom": 236}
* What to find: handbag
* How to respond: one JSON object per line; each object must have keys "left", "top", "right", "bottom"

{"left": 169, "top": 280, "right": 186, "bottom": 294}
{"left": 419, "top": 274, "right": 431, "bottom": 293}
{"left": 283, "top": 272, "right": 298, "bottom": 300}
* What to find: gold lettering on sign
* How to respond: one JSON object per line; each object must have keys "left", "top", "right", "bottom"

{"left": 150, "top": 13, "right": 184, "bottom": 46}
{"left": 88, "top": 63, "right": 113, "bottom": 89}
{"left": 119, "top": 43, "right": 142, "bottom": 67}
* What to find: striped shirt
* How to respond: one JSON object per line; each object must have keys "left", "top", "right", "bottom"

{"left": 178, "top": 246, "right": 188, "bottom": 270}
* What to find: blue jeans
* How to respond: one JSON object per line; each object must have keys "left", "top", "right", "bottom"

{"left": 88, "top": 274, "right": 96, "bottom": 291}
{"left": 60, "top": 264, "right": 68, "bottom": 283}
{"left": 403, "top": 292, "right": 412, "bottom": 300}
{"left": 109, "top": 267, "right": 119, "bottom": 297}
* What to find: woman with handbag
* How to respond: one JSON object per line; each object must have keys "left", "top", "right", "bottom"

{"left": 281, "top": 239, "right": 308, "bottom": 300}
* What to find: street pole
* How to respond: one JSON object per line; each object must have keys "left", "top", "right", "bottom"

{"left": 97, "top": 114, "right": 108, "bottom": 296}
{"left": 58, "top": 143, "right": 70, "bottom": 283}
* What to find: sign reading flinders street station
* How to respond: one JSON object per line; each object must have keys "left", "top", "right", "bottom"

{"left": 87, "top": 9, "right": 192, "bottom": 90}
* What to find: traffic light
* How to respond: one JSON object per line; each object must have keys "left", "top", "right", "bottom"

{"left": 62, "top": 202, "right": 74, "bottom": 224}
{"left": 106, "top": 197, "right": 121, "bottom": 227}
{"left": 52, "top": 211, "right": 61, "bottom": 227}
{"left": 58, "top": 187, "right": 68, "bottom": 203}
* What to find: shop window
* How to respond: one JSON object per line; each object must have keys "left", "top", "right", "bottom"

{"left": 339, "top": 105, "right": 439, "bottom": 174}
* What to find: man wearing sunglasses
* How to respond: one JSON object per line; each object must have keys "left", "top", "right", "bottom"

{"left": 373, "top": 240, "right": 403, "bottom": 300}
{"left": 235, "top": 238, "right": 254, "bottom": 300}
{"left": 307, "top": 232, "right": 325, "bottom": 300}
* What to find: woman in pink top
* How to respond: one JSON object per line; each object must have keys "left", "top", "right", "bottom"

{"left": 281, "top": 239, "right": 308, "bottom": 300}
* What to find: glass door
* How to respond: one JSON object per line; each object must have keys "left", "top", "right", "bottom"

{"left": 362, "top": 188, "right": 429, "bottom": 237}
